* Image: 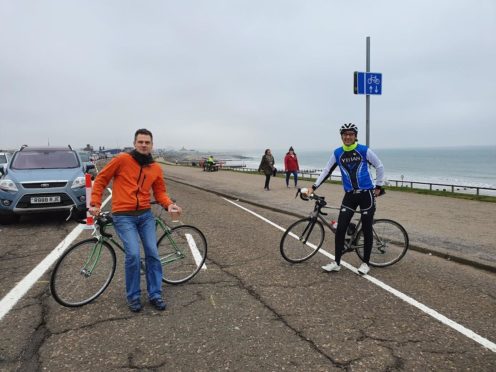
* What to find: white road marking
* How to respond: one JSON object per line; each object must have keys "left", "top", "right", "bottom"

{"left": 185, "top": 233, "right": 207, "bottom": 269}
{"left": 223, "top": 197, "right": 496, "bottom": 353}
{"left": 0, "top": 192, "right": 112, "bottom": 321}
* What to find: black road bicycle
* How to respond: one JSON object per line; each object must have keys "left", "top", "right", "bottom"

{"left": 280, "top": 189, "right": 409, "bottom": 266}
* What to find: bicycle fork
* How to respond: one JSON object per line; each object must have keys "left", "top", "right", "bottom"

{"left": 300, "top": 218, "right": 318, "bottom": 244}
{"left": 80, "top": 241, "right": 104, "bottom": 277}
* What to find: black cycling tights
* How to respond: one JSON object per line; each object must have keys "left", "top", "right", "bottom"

{"left": 334, "top": 190, "right": 376, "bottom": 265}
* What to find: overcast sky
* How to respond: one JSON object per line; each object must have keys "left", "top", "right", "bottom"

{"left": 1, "top": 0, "right": 495, "bottom": 152}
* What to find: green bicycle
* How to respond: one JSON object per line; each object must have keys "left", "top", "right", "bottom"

{"left": 50, "top": 207, "right": 207, "bottom": 307}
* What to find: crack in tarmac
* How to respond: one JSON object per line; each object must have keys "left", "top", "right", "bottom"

{"left": 206, "top": 256, "right": 349, "bottom": 369}
{"left": 14, "top": 290, "right": 50, "bottom": 372}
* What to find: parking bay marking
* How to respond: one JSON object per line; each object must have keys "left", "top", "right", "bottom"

{"left": 223, "top": 197, "right": 496, "bottom": 353}
{"left": 0, "top": 192, "right": 113, "bottom": 322}
{"left": 185, "top": 233, "right": 207, "bottom": 269}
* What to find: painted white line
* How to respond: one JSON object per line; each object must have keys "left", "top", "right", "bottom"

{"left": 186, "top": 233, "right": 207, "bottom": 270}
{"left": 223, "top": 197, "right": 496, "bottom": 353}
{"left": 0, "top": 192, "right": 112, "bottom": 321}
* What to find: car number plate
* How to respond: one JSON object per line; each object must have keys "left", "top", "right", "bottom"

{"left": 31, "top": 196, "right": 61, "bottom": 204}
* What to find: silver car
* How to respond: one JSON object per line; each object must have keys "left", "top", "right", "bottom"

{"left": 0, "top": 146, "right": 94, "bottom": 224}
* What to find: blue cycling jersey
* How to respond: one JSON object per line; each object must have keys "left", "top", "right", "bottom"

{"left": 314, "top": 143, "right": 384, "bottom": 192}
{"left": 335, "top": 144, "right": 374, "bottom": 191}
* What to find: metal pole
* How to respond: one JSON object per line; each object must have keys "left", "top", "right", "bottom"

{"left": 366, "top": 36, "right": 370, "bottom": 147}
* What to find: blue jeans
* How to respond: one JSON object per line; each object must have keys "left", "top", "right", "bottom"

{"left": 112, "top": 210, "right": 163, "bottom": 302}
{"left": 285, "top": 171, "right": 298, "bottom": 186}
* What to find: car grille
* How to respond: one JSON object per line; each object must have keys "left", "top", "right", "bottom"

{"left": 16, "top": 193, "right": 74, "bottom": 209}
{"left": 22, "top": 182, "right": 68, "bottom": 189}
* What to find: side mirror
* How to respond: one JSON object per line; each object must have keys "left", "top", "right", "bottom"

{"left": 85, "top": 163, "right": 95, "bottom": 171}
{"left": 0, "top": 165, "right": 5, "bottom": 176}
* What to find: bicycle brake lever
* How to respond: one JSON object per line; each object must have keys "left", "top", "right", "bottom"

{"left": 295, "top": 188, "right": 301, "bottom": 199}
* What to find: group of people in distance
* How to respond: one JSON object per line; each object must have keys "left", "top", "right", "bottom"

{"left": 91, "top": 123, "right": 384, "bottom": 313}
{"left": 258, "top": 146, "right": 300, "bottom": 191}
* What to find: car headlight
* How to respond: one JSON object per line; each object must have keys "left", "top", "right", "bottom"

{"left": 0, "top": 179, "right": 18, "bottom": 192}
{"left": 71, "top": 176, "right": 86, "bottom": 189}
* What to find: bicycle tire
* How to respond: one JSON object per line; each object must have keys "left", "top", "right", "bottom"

{"left": 280, "top": 218, "right": 325, "bottom": 263}
{"left": 158, "top": 225, "right": 207, "bottom": 284}
{"left": 50, "top": 238, "right": 116, "bottom": 307}
{"left": 354, "top": 219, "right": 409, "bottom": 267}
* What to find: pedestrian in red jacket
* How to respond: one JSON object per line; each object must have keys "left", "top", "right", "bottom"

{"left": 284, "top": 146, "right": 300, "bottom": 188}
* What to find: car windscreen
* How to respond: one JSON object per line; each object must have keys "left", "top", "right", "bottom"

{"left": 0, "top": 154, "right": 7, "bottom": 163}
{"left": 79, "top": 152, "right": 90, "bottom": 162}
{"left": 12, "top": 150, "right": 80, "bottom": 169}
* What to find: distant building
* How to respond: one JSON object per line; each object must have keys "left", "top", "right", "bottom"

{"left": 100, "top": 148, "right": 122, "bottom": 158}
{"left": 106, "top": 148, "right": 121, "bottom": 155}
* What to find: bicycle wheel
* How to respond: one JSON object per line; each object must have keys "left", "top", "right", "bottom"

{"left": 354, "top": 219, "right": 409, "bottom": 267}
{"left": 280, "top": 218, "right": 325, "bottom": 263}
{"left": 158, "top": 225, "right": 207, "bottom": 284}
{"left": 50, "top": 238, "right": 116, "bottom": 307}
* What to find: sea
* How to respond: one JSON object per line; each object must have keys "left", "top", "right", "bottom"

{"left": 218, "top": 145, "right": 496, "bottom": 195}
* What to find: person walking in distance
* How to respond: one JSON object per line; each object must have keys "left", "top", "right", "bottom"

{"left": 305, "top": 123, "right": 384, "bottom": 275}
{"left": 284, "top": 146, "right": 300, "bottom": 188}
{"left": 89, "top": 128, "right": 182, "bottom": 312}
{"left": 258, "top": 149, "right": 275, "bottom": 191}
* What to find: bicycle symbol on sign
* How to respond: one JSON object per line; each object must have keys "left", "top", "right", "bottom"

{"left": 367, "top": 75, "right": 381, "bottom": 85}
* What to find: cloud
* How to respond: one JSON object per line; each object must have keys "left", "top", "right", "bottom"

{"left": 1, "top": 0, "right": 495, "bottom": 151}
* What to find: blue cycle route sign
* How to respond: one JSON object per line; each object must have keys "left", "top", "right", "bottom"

{"left": 354, "top": 71, "right": 382, "bottom": 95}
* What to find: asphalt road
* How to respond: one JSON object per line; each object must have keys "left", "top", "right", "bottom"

{"left": 0, "top": 179, "right": 495, "bottom": 371}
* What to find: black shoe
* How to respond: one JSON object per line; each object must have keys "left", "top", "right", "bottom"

{"left": 128, "top": 299, "right": 142, "bottom": 313}
{"left": 150, "top": 297, "right": 167, "bottom": 311}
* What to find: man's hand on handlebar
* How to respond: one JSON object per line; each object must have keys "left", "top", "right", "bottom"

{"left": 300, "top": 187, "right": 311, "bottom": 196}
{"left": 296, "top": 187, "right": 313, "bottom": 200}
{"left": 167, "top": 203, "right": 182, "bottom": 220}
{"left": 89, "top": 206, "right": 101, "bottom": 216}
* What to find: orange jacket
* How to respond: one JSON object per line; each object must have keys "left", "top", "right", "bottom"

{"left": 90, "top": 153, "right": 173, "bottom": 212}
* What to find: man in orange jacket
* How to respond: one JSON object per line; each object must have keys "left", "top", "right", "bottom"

{"left": 90, "top": 128, "right": 182, "bottom": 312}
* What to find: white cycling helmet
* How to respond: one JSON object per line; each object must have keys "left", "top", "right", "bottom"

{"left": 339, "top": 123, "right": 358, "bottom": 135}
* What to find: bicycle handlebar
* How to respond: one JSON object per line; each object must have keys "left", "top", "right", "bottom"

{"left": 66, "top": 205, "right": 113, "bottom": 227}
{"left": 296, "top": 187, "right": 385, "bottom": 201}
{"left": 295, "top": 188, "right": 325, "bottom": 202}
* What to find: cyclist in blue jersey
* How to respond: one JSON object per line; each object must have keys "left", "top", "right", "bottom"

{"left": 307, "top": 123, "right": 384, "bottom": 275}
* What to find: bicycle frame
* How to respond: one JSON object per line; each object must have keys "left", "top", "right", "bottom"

{"left": 303, "top": 196, "right": 363, "bottom": 253}
{"left": 309, "top": 197, "right": 395, "bottom": 255}
{"left": 155, "top": 216, "right": 187, "bottom": 264}
{"left": 79, "top": 215, "right": 186, "bottom": 276}
{"left": 76, "top": 221, "right": 122, "bottom": 277}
